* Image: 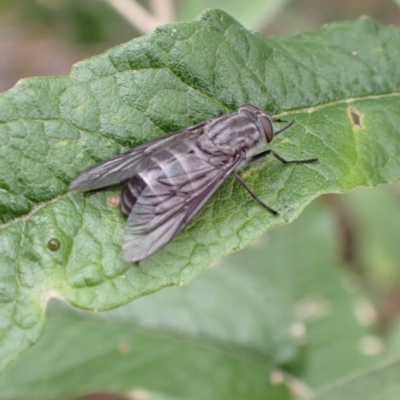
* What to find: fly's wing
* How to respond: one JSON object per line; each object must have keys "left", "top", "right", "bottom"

{"left": 122, "top": 155, "right": 242, "bottom": 262}
{"left": 69, "top": 122, "right": 207, "bottom": 192}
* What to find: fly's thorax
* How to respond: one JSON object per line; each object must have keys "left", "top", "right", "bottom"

{"left": 197, "top": 113, "right": 267, "bottom": 158}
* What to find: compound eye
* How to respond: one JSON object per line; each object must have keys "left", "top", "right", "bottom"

{"left": 259, "top": 115, "right": 274, "bottom": 143}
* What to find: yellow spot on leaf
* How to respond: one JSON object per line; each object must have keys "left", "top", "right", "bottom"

{"left": 117, "top": 341, "right": 131, "bottom": 354}
{"left": 241, "top": 166, "right": 258, "bottom": 179}
{"left": 108, "top": 195, "right": 121, "bottom": 208}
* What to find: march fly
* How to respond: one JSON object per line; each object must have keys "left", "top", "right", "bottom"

{"left": 69, "top": 104, "right": 318, "bottom": 262}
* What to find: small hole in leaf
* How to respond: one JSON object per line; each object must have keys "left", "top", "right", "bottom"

{"left": 47, "top": 238, "right": 60, "bottom": 251}
{"left": 348, "top": 107, "right": 363, "bottom": 128}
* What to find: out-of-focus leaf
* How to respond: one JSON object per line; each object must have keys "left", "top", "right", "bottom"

{"left": 309, "top": 357, "right": 400, "bottom": 400}
{"left": 342, "top": 185, "right": 400, "bottom": 289}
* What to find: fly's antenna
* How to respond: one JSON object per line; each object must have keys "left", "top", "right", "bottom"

{"left": 274, "top": 120, "right": 295, "bottom": 136}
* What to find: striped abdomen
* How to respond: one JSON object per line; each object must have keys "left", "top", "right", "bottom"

{"left": 119, "top": 140, "right": 223, "bottom": 218}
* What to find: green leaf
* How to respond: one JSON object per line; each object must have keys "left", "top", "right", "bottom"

{"left": 309, "top": 357, "right": 400, "bottom": 400}
{"left": 0, "top": 203, "right": 378, "bottom": 399}
{"left": 1, "top": 9, "right": 400, "bottom": 371}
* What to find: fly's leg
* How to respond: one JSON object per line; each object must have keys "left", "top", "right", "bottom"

{"left": 251, "top": 149, "right": 318, "bottom": 164}
{"left": 239, "top": 150, "right": 318, "bottom": 216}
{"left": 82, "top": 181, "right": 128, "bottom": 196}
{"left": 233, "top": 172, "right": 279, "bottom": 216}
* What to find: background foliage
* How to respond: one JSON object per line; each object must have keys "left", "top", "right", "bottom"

{"left": 1, "top": 1, "right": 400, "bottom": 399}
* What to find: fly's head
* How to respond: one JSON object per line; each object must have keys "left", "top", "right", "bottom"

{"left": 238, "top": 104, "right": 275, "bottom": 144}
{"left": 257, "top": 112, "right": 274, "bottom": 144}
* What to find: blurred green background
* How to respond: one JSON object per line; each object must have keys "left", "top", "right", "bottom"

{"left": 1, "top": 1, "right": 400, "bottom": 398}
{"left": 1, "top": 0, "right": 399, "bottom": 93}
